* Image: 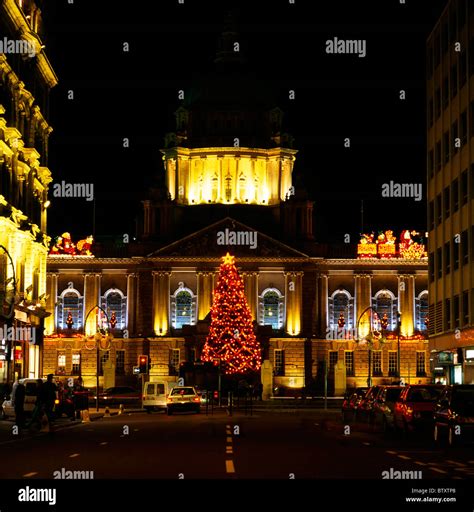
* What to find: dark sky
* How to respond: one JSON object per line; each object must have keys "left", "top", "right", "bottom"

{"left": 43, "top": 0, "right": 448, "bottom": 245}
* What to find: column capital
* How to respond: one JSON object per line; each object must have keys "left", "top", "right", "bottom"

{"left": 152, "top": 270, "right": 171, "bottom": 277}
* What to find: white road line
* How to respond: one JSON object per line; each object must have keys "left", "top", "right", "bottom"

{"left": 226, "top": 425, "right": 231, "bottom": 428}
{"left": 133, "top": 429, "right": 139, "bottom": 432}
{"left": 414, "top": 461, "right": 427, "bottom": 466}
{"left": 226, "top": 436, "right": 232, "bottom": 443}
{"left": 226, "top": 460, "right": 235, "bottom": 473}
{"left": 386, "top": 450, "right": 397, "bottom": 454}
{"left": 397, "top": 455, "right": 411, "bottom": 460}
{"left": 100, "top": 442, "right": 108, "bottom": 446}
{"left": 23, "top": 472, "right": 38, "bottom": 477}
{"left": 430, "top": 467, "right": 448, "bottom": 474}
{"left": 69, "top": 453, "right": 80, "bottom": 458}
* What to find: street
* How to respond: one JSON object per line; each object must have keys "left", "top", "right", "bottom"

{"left": 0, "top": 411, "right": 472, "bottom": 480}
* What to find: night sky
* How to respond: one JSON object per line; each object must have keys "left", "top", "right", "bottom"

{"left": 43, "top": 0, "right": 448, "bottom": 246}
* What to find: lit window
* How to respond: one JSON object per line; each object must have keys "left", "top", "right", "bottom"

{"left": 102, "top": 289, "right": 127, "bottom": 330}
{"left": 57, "top": 288, "right": 83, "bottom": 330}
{"left": 260, "top": 288, "right": 283, "bottom": 329}
{"left": 171, "top": 288, "right": 196, "bottom": 329}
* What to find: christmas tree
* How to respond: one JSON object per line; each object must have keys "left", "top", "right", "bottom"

{"left": 201, "top": 253, "right": 262, "bottom": 375}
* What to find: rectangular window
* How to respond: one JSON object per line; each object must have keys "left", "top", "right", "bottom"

{"left": 435, "top": 141, "right": 441, "bottom": 172}
{"left": 462, "top": 290, "right": 469, "bottom": 326}
{"left": 452, "top": 120, "right": 459, "bottom": 153}
{"left": 444, "top": 187, "right": 450, "bottom": 218}
{"left": 435, "top": 88, "right": 441, "bottom": 119}
{"left": 116, "top": 350, "right": 125, "bottom": 375}
{"left": 451, "top": 63, "right": 458, "bottom": 99}
{"left": 329, "top": 350, "right": 338, "bottom": 371}
{"left": 344, "top": 351, "right": 354, "bottom": 376}
{"left": 388, "top": 351, "right": 398, "bottom": 377}
{"left": 429, "top": 252, "right": 435, "bottom": 283}
{"left": 99, "top": 350, "right": 110, "bottom": 376}
{"left": 189, "top": 347, "right": 196, "bottom": 364}
{"left": 444, "top": 298, "right": 451, "bottom": 331}
{"left": 443, "top": 130, "right": 450, "bottom": 163}
{"left": 452, "top": 178, "right": 459, "bottom": 212}
{"left": 461, "top": 169, "right": 468, "bottom": 205}
{"left": 436, "top": 247, "right": 442, "bottom": 279}
{"left": 416, "top": 352, "right": 426, "bottom": 377}
{"left": 436, "top": 194, "right": 442, "bottom": 225}
{"left": 72, "top": 352, "right": 81, "bottom": 376}
{"left": 372, "top": 351, "right": 382, "bottom": 377}
{"left": 428, "top": 149, "right": 434, "bottom": 178}
{"left": 57, "top": 351, "right": 66, "bottom": 375}
{"left": 169, "top": 349, "right": 180, "bottom": 374}
{"left": 461, "top": 110, "right": 468, "bottom": 144}
{"left": 444, "top": 241, "right": 451, "bottom": 274}
{"left": 429, "top": 200, "right": 435, "bottom": 230}
{"left": 454, "top": 295, "right": 460, "bottom": 327}
{"left": 454, "top": 240, "right": 460, "bottom": 270}
{"left": 442, "top": 76, "right": 449, "bottom": 110}
{"left": 274, "top": 349, "right": 285, "bottom": 376}
{"left": 462, "top": 230, "right": 469, "bottom": 265}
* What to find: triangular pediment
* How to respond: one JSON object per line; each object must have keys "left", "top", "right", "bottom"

{"left": 148, "top": 217, "right": 308, "bottom": 259}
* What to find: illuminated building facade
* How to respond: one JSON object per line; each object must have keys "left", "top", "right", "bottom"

{"left": 43, "top": 28, "right": 429, "bottom": 393}
{"left": 427, "top": 0, "right": 474, "bottom": 385}
{"left": 0, "top": 0, "right": 57, "bottom": 381}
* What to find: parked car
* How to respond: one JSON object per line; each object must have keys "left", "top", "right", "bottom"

{"left": 433, "top": 384, "right": 474, "bottom": 446}
{"left": 1, "top": 378, "right": 46, "bottom": 419}
{"left": 143, "top": 381, "right": 178, "bottom": 412}
{"left": 341, "top": 387, "right": 367, "bottom": 423}
{"left": 370, "top": 386, "right": 403, "bottom": 431}
{"left": 166, "top": 386, "right": 201, "bottom": 415}
{"left": 393, "top": 384, "right": 444, "bottom": 433}
{"left": 356, "top": 386, "right": 383, "bottom": 422}
{"left": 95, "top": 386, "right": 140, "bottom": 406}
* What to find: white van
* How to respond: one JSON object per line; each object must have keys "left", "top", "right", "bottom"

{"left": 1, "top": 378, "right": 47, "bottom": 419}
{"left": 143, "top": 381, "right": 178, "bottom": 412}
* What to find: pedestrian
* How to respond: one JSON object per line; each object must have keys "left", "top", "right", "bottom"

{"left": 14, "top": 381, "right": 25, "bottom": 428}
{"left": 27, "top": 379, "right": 45, "bottom": 429}
{"left": 41, "top": 374, "right": 58, "bottom": 423}
{"left": 257, "top": 382, "right": 263, "bottom": 401}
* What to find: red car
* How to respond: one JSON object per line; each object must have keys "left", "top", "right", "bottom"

{"left": 393, "top": 385, "right": 444, "bottom": 433}
{"left": 341, "top": 387, "right": 367, "bottom": 423}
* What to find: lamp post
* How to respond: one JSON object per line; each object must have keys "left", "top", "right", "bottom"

{"left": 82, "top": 306, "right": 113, "bottom": 411}
{"left": 356, "top": 306, "right": 385, "bottom": 388}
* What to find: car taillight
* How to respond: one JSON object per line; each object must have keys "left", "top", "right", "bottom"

{"left": 193, "top": 397, "right": 200, "bottom": 403}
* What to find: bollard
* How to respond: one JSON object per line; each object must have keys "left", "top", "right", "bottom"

{"left": 104, "top": 405, "right": 110, "bottom": 417}
{"left": 118, "top": 404, "right": 124, "bottom": 415}
{"left": 40, "top": 413, "right": 50, "bottom": 433}
{"left": 81, "top": 409, "right": 91, "bottom": 423}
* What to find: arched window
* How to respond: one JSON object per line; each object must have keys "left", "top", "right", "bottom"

{"left": 259, "top": 288, "right": 284, "bottom": 329}
{"left": 57, "top": 288, "right": 83, "bottom": 330}
{"left": 171, "top": 287, "right": 196, "bottom": 329}
{"left": 372, "top": 289, "right": 398, "bottom": 330}
{"left": 329, "top": 290, "right": 353, "bottom": 330}
{"left": 101, "top": 288, "right": 127, "bottom": 330}
{"left": 416, "top": 291, "right": 429, "bottom": 331}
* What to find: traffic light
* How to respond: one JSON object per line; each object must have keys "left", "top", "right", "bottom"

{"left": 138, "top": 355, "right": 149, "bottom": 374}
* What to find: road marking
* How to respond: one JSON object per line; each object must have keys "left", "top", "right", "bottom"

{"left": 386, "top": 450, "right": 397, "bottom": 454}
{"left": 226, "top": 437, "right": 232, "bottom": 443}
{"left": 362, "top": 442, "right": 371, "bottom": 446}
{"left": 134, "top": 429, "right": 139, "bottom": 432}
{"left": 225, "top": 460, "right": 235, "bottom": 473}
{"left": 446, "top": 460, "right": 466, "bottom": 467}
{"left": 23, "top": 472, "right": 38, "bottom": 477}
{"left": 69, "top": 453, "right": 80, "bottom": 458}
{"left": 397, "top": 455, "right": 411, "bottom": 460}
{"left": 429, "top": 467, "right": 448, "bottom": 474}
{"left": 414, "top": 461, "right": 427, "bottom": 466}
{"left": 100, "top": 442, "right": 108, "bottom": 446}
{"left": 226, "top": 448, "right": 233, "bottom": 454}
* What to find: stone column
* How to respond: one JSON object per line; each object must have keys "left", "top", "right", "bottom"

{"left": 126, "top": 273, "right": 137, "bottom": 336}
{"left": 44, "top": 272, "right": 58, "bottom": 334}
{"left": 318, "top": 273, "right": 329, "bottom": 337}
{"left": 153, "top": 271, "right": 170, "bottom": 336}
{"left": 354, "top": 273, "right": 372, "bottom": 338}
{"left": 84, "top": 273, "right": 101, "bottom": 335}
{"left": 285, "top": 271, "right": 303, "bottom": 336}
{"left": 197, "top": 271, "right": 213, "bottom": 321}
{"left": 398, "top": 274, "right": 415, "bottom": 337}
{"left": 242, "top": 271, "right": 259, "bottom": 321}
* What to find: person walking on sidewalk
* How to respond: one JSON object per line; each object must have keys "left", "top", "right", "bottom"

{"left": 14, "top": 382, "right": 25, "bottom": 428}
{"left": 41, "top": 374, "right": 58, "bottom": 424}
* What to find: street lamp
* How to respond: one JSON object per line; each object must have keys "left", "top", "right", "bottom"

{"left": 82, "top": 306, "right": 113, "bottom": 411}
{"left": 355, "top": 306, "right": 386, "bottom": 387}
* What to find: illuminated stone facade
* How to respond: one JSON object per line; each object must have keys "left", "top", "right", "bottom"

{"left": 0, "top": 0, "right": 57, "bottom": 381}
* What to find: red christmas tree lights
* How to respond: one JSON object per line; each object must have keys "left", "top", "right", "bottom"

{"left": 201, "top": 253, "right": 262, "bottom": 375}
